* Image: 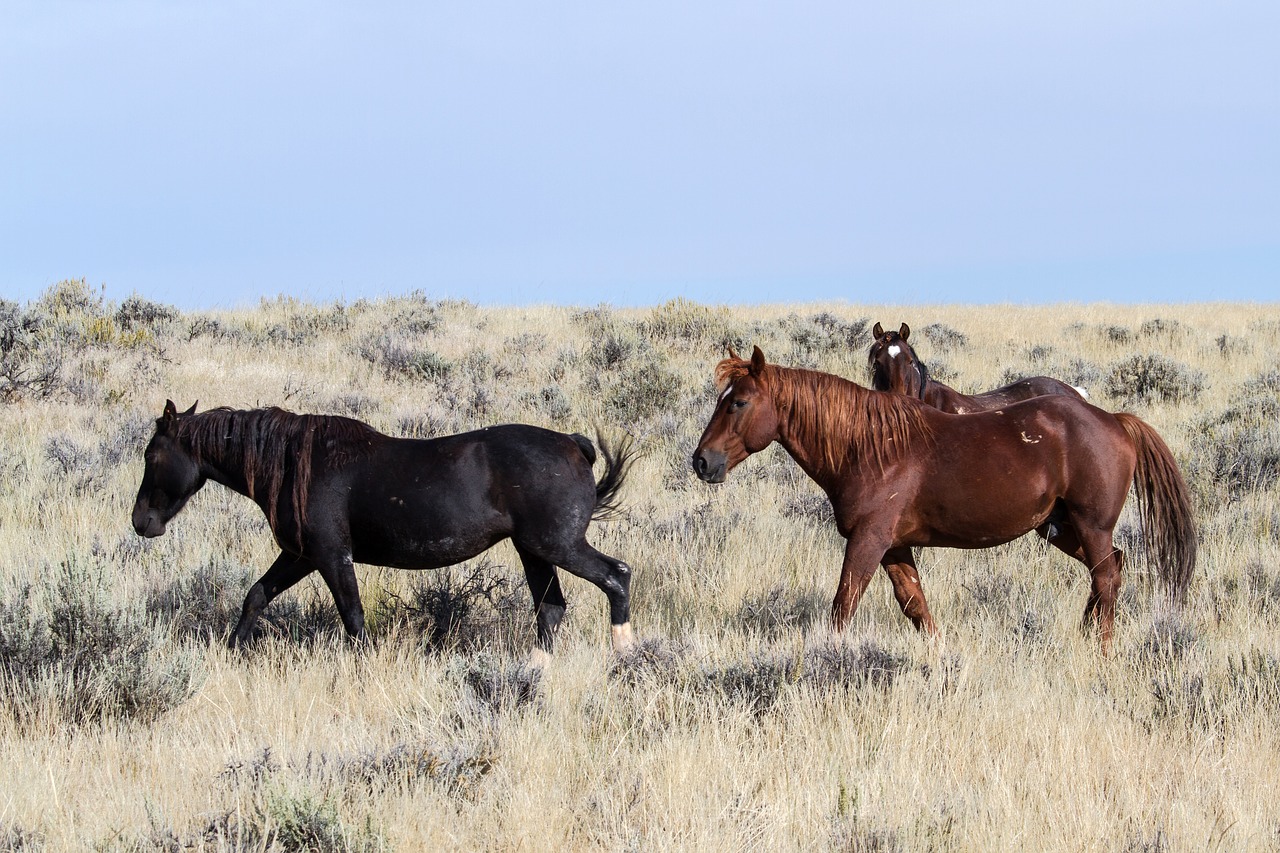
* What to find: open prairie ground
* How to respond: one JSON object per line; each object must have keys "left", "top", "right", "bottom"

{"left": 2, "top": 282, "right": 1279, "bottom": 851}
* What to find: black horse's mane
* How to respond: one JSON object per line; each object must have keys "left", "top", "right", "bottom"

{"left": 177, "top": 407, "right": 386, "bottom": 548}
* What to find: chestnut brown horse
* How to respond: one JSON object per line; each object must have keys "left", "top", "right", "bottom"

{"left": 869, "top": 322, "right": 1087, "bottom": 413}
{"left": 693, "top": 347, "right": 1195, "bottom": 650}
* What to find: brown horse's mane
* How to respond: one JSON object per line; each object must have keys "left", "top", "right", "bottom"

{"left": 715, "top": 356, "right": 933, "bottom": 473}
{"left": 177, "top": 407, "right": 386, "bottom": 548}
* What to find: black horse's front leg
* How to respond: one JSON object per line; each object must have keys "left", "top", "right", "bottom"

{"left": 230, "top": 551, "right": 314, "bottom": 648}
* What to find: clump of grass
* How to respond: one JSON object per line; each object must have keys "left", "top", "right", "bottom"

{"left": 384, "top": 561, "right": 526, "bottom": 654}
{"left": 1185, "top": 395, "right": 1280, "bottom": 498}
{"left": 737, "top": 584, "right": 824, "bottom": 638}
{"left": 610, "top": 636, "right": 692, "bottom": 685}
{"left": 357, "top": 333, "right": 452, "bottom": 383}
{"left": 115, "top": 295, "right": 180, "bottom": 334}
{"left": 641, "top": 297, "right": 745, "bottom": 351}
{"left": 0, "top": 299, "right": 63, "bottom": 403}
{"left": 919, "top": 322, "right": 968, "bottom": 352}
{"left": 1105, "top": 353, "right": 1205, "bottom": 405}
{"left": 604, "top": 359, "right": 684, "bottom": 423}
{"left": 459, "top": 655, "right": 542, "bottom": 714}
{"left": 0, "top": 558, "right": 202, "bottom": 725}
{"left": 702, "top": 638, "right": 915, "bottom": 714}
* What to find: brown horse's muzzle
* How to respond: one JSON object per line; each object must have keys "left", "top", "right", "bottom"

{"left": 692, "top": 448, "right": 728, "bottom": 483}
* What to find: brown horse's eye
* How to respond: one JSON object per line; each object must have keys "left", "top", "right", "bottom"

{"left": 730, "top": 400, "right": 748, "bottom": 411}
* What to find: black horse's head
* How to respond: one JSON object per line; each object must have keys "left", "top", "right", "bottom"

{"left": 868, "top": 322, "right": 927, "bottom": 398}
{"left": 132, "top": 400, "right": 204, "bottom": 538}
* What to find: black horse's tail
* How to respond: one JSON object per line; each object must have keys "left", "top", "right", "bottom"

{"left": 573, "top": 432, "right": 637, "bottom": 522}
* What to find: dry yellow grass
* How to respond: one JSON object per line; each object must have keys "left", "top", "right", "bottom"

{"left": 1, "top": 285, "right": 1279, "bottom": 850}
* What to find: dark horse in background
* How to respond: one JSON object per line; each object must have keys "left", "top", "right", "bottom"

{"left": 869, "top": 322, "right": 1088, "bottom": 413}
{"left": 693, "top": 347, "right": 1196, "bottom": 651}
{"left": 133, "top": 401, "right": 638, "bottom": 661}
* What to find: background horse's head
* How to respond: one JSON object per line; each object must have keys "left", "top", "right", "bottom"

{"left": 132, "top": 400, "right": 204, "bottom": 538}
{"left": 692, "top": 346, "right": 781, "bottom": 483}
{"left": 868, "top": 322, "right": 927, "bottom": 398}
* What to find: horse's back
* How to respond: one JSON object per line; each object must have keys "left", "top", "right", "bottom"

{"left": 960, "top": 376, "right": 1085, "bottom": 413}
{"left": 344, "top": 424, "right": 599, "bottom": 568}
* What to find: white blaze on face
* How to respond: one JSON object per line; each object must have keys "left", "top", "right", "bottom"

{"left": 719, "top": 383, "right": 734, "bottom": 402}
{"left": 887, "top": 345, "right": 902, "bottom": 358}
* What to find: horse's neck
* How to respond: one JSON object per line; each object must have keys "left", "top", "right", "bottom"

{"left": 183, "top": 425, "right": 258, "bottom": 499}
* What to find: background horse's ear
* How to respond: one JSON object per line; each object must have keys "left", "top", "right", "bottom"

{"left": 899, "top": 323, "right": 910, "bottom": 340}
{"left": 749, "top": 345, "right": 767, "bottom": 375}
{"left": 873, "top": 322, "right": 884, "bottom": 338}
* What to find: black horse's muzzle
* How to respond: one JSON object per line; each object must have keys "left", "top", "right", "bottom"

{"left": 692, "top": 449, "right": 728, "bottom": 483}
{"left": 132, "top": 506, "right": 167, "bottom": 538}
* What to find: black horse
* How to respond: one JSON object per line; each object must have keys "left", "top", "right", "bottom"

{"left": 132, "top": 401, "right": 637, "bottom": 660}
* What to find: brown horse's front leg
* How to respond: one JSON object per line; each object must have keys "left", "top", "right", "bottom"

{"left": 831, "top": 537, "right": 886, "bottom": 630}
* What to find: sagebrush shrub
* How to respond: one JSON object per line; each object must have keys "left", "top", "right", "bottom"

{"left": 1186, "top": 395, "right": 1280, "bottom": 497}
{"left": 0, "top": 559, "right": 202, "bottom": 725}
{"left": 1105, "top": 354, "right": 1205, "bottom": 404}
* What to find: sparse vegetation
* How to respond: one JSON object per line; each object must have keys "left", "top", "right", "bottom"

{"left": 1, "top": 289, "right": 1278, "bottom": 849}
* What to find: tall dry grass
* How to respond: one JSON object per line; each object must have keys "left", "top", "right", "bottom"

{"left": 2, "top": 281, "right": 1279, "bottom": 850}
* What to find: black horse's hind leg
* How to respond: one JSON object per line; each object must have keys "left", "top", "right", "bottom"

{"left": 231, "top": 551, "right": 314, "bottom": 648}
{"left": 313, "top": 550, "right": 367, "bottom": 643}
{"left": 515, "top": 544, "right": 567, "bottom": 660}
{"left": 555, "top": 542, "right": 634, "bottom": 653}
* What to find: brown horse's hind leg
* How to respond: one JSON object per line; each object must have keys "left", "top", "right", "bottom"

{"left": 231, "top": 551, "right": 315, "bottom": 648}
{"left": 880, "top": 547, "right": 937, "bottom": 634}
{"left": 1036, "top": 522, "right": 1126, "bottom": 651}
{"left": 1075, "top": 529, "right": 1124, "bottom": 653}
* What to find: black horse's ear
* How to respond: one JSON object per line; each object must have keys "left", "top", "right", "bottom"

{"left": 873, "top": 322, "right": 884, "bottom": 338}
{"left": 163, "top": 400, "right": 178, "bottom": 419}
{"left": 899, "top": 323, "right": 910, "bottom": 340}
{"left": 749, "top": 345, "right": 767, "bottom": 375}
{"left": 183, "top": 401, "right": 198, "bottom": 415}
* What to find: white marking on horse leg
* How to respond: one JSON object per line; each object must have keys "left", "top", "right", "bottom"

{"left": 887, "top": 345, "right": 902, "bottom": 358}
{"left": 527, "top": 647, "right": 552, "bottom": 670}
{"left": 611, "top": 622, "right": 634, "bottom": 653}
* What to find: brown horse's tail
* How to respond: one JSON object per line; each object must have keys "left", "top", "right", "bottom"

{"left": 580, "top": 431, "right": 638, "bottom": 522}
{"left": 1114, "top": 413, "right": 1197, "bottom": 605}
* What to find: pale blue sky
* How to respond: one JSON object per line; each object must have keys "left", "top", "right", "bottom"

{"left": 3, "top": 2, "right": 1277, "bottom": 308}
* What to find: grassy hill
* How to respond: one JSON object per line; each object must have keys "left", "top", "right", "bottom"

{"left": 2, "top": 279, "right": 1278, "bottom": 850}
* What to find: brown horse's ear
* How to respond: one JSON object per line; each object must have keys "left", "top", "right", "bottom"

{"left": 727, "top": 346, "right": 740, "bottom": 361}
{"left": 899, "top": 323, "right": 910, "bottom": 340}
{"left": 749, "top": 345, "right": 767, "bottom": 375}
{"left": 873, "top": 322, "right": 884, "bottom": 338}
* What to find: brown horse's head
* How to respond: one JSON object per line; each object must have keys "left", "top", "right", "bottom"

{"left": 692, "top": 346, "right": 781, "bottom": 483}
{"left": 868, "top": 322, "right": 926, "bottom": 398}
{"left": 132, "top": 400, "right": 204, "bottom": 537}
